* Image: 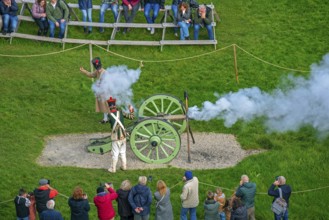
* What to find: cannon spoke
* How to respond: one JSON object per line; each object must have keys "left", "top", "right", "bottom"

{"left": 165, "top": 100, "right": 174, "bottom": 114}
{"left": 159, "top": 144, "right": 169, "bottom": 157}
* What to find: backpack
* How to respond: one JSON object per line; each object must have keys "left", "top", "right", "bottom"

{"left": 271, "top": 188, "right": 287, "bottom": 215}
{"left": 57, "top": 0, "right": 71, "bottom": 21}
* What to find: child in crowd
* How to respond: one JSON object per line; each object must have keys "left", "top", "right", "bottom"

{"left": 14, "top": 188, "right": 31, "bottom": 220}
{"left": 204, "top": 190, "right": 219, "bottom": 220}
{"left": 214, "top": 187, "right": 226, "bottom": 220}
{"left": 28, "top": 192, "right": 37, "bottom": 220}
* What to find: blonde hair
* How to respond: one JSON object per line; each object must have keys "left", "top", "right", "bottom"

{"left": 138, "top": 176, "right": 147, "bottom": 185}
{"left": 120, "top": 180, "right": 132, "bottom": 191}
{"left": 157, "top": 180, "right": 167, "bottom": 196}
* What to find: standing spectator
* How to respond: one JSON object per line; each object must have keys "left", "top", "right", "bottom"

{"left": 99, "top": 0, "right": 118, "bottom": 33}
{"left": 214, "top": 187, "right": 226, "bottom": 220}
{"left": 68, "top": 186, "right": 90, "bottom": 220}
{"left": 180, "top": 170, "right": 199, "bottom": 220}
{"left": 46, "top": 0, "right": 69, "bottom": 38}
{"left": 107, "top": 97, "right": 134, "bottom": 173}
{"left": 0, "top": 0, "right": 18, "bottom": 35}
{"left": 268, "top": 176, "right": 292, "bottom": 220}
{"left": 34, "top": 179, "right": 58, "bottom": 215}
{"left": 193, "top": 4, "right": 213, "bottom": 40}
{"left": 128, "top": 176, "right": 152, "bottom": 220}
{"left": 116, "top": 180, "right": 134, "bottom": 220}
{"left": 230, "top": 197, "right": 247, "bottom": 220}
{"left": 78, "top": 0, "right": 93, "bottom": 33}
{"left": 94, "top": 183, "right": 118, "bottom": 220}
{"left": 176, "top": 2, "right": 191, "bottom": 40}
{"left": 204, "top": 190, "right": 219, "bottom": 220}
{"left": 235, "top": 175, "right": 256, "bottom": 220}
{"left": 40, "top": 200, "right": 64, "bottom": 220}
{"left": 141, "top": 0, "right": 161, "bottom": 35}
{"left": 79, "top": 57, "right": 110, "bottom": 124}
{"left": 122, "top": 0, "right": 140, "bottom": 34}
{"left": 14, "top": 188, "right": 31, "bottom": 220}
{"left": 154, "top": 180, "right": 173, "bottom": 220}
{"left": 32, "top": 0, "right": 49, "bottom": 36}
{"left": 28, "top": 192, "right": 37, "bottom": 220}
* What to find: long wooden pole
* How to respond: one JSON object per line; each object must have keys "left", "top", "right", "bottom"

{"left": 89, "top": 43, "right": 94, "bottom": 82}
{"left": 233, "top": 44, "right": 239, "bottom": 84}
{"left": 184, "top": 91, "right": 191, "bottom": 163}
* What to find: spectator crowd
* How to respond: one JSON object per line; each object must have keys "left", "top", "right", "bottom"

{"left": 0, "top": 0, "right": 215, "bottom": 40}
{"left": 14, "top": 172, "right": 291, "bottom": 220}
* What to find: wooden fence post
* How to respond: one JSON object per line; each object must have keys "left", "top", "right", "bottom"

{"left": 233, "top": 44, "right": 239, "bottom": 84}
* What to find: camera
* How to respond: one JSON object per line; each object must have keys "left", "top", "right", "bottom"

{"left": 275, "top": 176, "right": 279, "bottom": 181}
{"left": 147, "top": 176, "right": 153, "bottom": 182}
{"left": 100, "top": 182, "right": 112, "bottom": 187}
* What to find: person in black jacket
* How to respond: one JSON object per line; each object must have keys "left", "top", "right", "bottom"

{"left": 68, "top": 186, "right": 90, "bottom": 220}
{"left": 117, "top": 180, "right": 134, "bottom": 220}
{"left": 268, "top": 176, "right": 292, "bottom": 220}
{"left": 14, "top": 188, "right": 31, "bottom": 220}
{"left": 230, "top": 197, "right": 247, "bottom": 220}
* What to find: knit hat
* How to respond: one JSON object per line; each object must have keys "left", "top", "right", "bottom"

{"left": 97, "top": 186, "right": 105, "bottom": 194}
{"left": 92, "top": 57, "right": 102, "bottom": 70}
{"left": 184, "top": 170, "right": 193, "bottom": 181}
{"left": 39, "top": 179, "right": 48, "bottom": 186}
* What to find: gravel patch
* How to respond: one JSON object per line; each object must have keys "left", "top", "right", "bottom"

{"left": 38, "top": 132, "right": 263, "bottom": 170}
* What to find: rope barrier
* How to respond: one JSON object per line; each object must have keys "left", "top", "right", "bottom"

{"left": 235, "top": 44, "right": 309, "bottom": 73}
{"left": 0, "top": 43, "right": 87, "bottom": 58}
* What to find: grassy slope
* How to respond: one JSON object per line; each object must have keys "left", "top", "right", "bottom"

{"left": 1, "top": 0, "right": 329, "bottom": 219}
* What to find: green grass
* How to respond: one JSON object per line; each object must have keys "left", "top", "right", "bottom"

{"left": 1, "top": 0, "right": 329, "bottom": 219}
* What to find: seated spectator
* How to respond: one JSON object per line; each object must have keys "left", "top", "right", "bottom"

{"left": 128, "top": 176, "right": 152, "bottom": 220}
{"left": 34, "top": 179, "right": 58, "bottom": 216}
{"left": 32, "top": 0, "right": 49, "bottom": 36}
{"left": 176, "top": 2, "right": 191, "bottom": 40}
{"left": 28, "top": 192, "right": 37, "bottom": 220}
{"left": 0, "top": 0, "right": 18, "bottom": 35}
{"left": 40, "top": 200, "right": 64, "bottom": 220}
{"left": 94, "top": 183, "right": 118, "bottom": 220}
{"left": 204, "top": 190, "right": 219, "bottom": 220}
{"left": 78, "top": 0, "right": 92, "bottom": 34}
{"left": 141, "top": 0, "right": 161, "bottom": 35}
{"left": 46, "top": 0, "right": 69, "bottom": 38}
{"left": 154, "top": 180, "right": 173, "bottom": 220}
{"left": 99, "top": 0, "right": 118, "bottom": 33}
{"left": 214, "top": 187, "right": 226, "bottom": 220}
{"left": 68, "top": 186, "right": 90, "bottom": 220}
{"left": 230, "top": 197, "right": 247, "bottom": 220}
{"left": 122, "top": 0, "right": 140, "bottom": 34}
{"left": 14, "top": 188, "right": 31, "bottom": 220}
{"left": 193, "top": 4, "right": 214, "bottom": 40}
{"left": 116, "top": 180, "right": 134, "bottom": 220}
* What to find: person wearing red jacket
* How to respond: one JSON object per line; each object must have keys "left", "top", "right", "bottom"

{"left": 94, "top": 183, "right": 118, "bottom": 220}
{"left": 33, "top": 179, "right": 58, "bottom": 215}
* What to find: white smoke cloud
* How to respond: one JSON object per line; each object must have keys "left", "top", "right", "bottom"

{"left": 189, "top": 53, "right": 329, "bottom": 135}
{"left": 92, "top": 65, "right": 141, "bottom": 107}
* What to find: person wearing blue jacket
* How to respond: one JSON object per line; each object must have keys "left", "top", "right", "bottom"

{"left": 128, "top": 176, "right": 152, "bottom": 220}
{"left": 0, "top": 0, "right": 18, "bottom": 35}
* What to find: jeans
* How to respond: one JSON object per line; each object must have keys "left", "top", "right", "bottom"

{"left": 99, "top": 3, "right": 118, "bottom": 32}
{"left": 218, "top": 211, "right": 226, "bottom": 220}
{"left": 171, "top": 4, "right": 178, "bottom": 33}
{"left": 274, "top": 209, "right": 288, "bottom": 220}
{"left": 2, "top": 14, "right": 18, "bottom": 32}
{"left": 180, "top": 207, "right": 196, "bottom": 220}
{"left": 177, "top": 21, "right": 190, "bottom": 40}
{"left": 81, "top": 8, "right": 92, "bottom": 31}
{"left": 134, "top": 214, "right": 149, "bottom": 220}
{"left": 122, "top": 4, "right": 139, "bottom": 23}
{"left": 193, "top": 23, "right": 214, "bottom": 40}
{"left": 48, "top": 19, "right": 66, "bottom": 38}
{"left": 144, "top": 3, "right": 160, "bottom": 24}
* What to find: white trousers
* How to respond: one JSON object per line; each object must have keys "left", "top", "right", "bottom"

{"left": 111, "top": 139, "right": 126, "bottom": 160}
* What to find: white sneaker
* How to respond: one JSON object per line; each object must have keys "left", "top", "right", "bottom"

{"left": 108, "top": 168, "right": 116, "bottom": 173}
{"left": 150, "top": 28, "right": 155, "bottom": 35}
{"left": 174, "top": 32, "right": 178, "bottom": 37}
{"left": 147, "top": 27, "right": 151, "bottom": 31}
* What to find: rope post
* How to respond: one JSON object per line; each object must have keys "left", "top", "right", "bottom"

{"left": 233, "top": 44, "right": 239, "bottom": 84}
{"left": 184, "top": 91, "right": 191, "bottom": 163}
{"left": 89, "top": 43, "right": 94, "bottom": 82}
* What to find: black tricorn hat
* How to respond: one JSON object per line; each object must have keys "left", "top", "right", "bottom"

{"left": 92, "top": 57, "right": 102, "bottom": 70}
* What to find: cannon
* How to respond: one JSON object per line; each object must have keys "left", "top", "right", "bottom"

{"left": 87, "top": 93, "right": 194, "bottom": 164}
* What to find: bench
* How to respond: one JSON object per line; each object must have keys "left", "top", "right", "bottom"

{"left": 8, "top": 0, "right": 218, "bottom": 50}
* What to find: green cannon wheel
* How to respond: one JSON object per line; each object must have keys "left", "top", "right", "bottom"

{"left": 138, "top": 94, "right": 186, "bottom": 134}
{"left": 130, "top": 119, "right": 181, "bottom": 164}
